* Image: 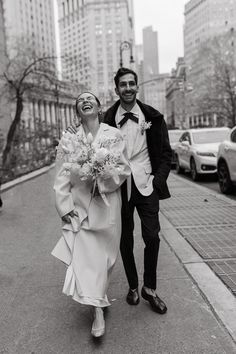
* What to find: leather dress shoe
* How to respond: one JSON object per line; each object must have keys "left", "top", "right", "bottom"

{"left": 141, "top": 287, "right": 167, "bottom": 314}
{"left": 126, "top": 288, "right": 140, "bottom": 305}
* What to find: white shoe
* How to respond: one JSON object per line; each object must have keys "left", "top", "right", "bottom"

{"left": 91, "top": 308, "right": 105, "bottom": 338}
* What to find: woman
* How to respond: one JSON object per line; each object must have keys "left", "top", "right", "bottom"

{"left": 52, "top": 92, "right": 130, "bottom": 338}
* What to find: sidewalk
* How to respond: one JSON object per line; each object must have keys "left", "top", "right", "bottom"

{"left": 160, "top": 173, "right": 236, "bottom": 346}
{"left": 0, "top": 168, "right": 236, "bottom": 353}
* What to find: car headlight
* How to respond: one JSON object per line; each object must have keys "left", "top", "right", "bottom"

{"left": 196, "top": 151, "right": 216, "bottom": 157}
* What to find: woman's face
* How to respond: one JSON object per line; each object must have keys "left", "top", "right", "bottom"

{"left": 76, "top": 92, "right": 100, "bottom": 120}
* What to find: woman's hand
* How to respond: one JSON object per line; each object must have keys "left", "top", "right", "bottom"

{"left": 61, "top": 210, "right": 79, "bottom": 223}
{"left": 65, "top": 124, "right": 77, "bottom": 134}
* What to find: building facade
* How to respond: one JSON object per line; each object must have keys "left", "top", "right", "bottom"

{"left": 183, "top": 0, "right": 236, "bottom": 126}
{"left": 0, "top": 0, "right": 79, "bottom": 181}
{"left": 166, "top": 58, "right": 193, "bottom": 129}
{"left": 57, "top": 0, "right": 134, "bottom": 105}
{"left": 2, "top": 0, "right": 56, "bottom": 60}
{"left": 142, "top": 25, "right": 159, "bottom": 81}
{"left": 142, "top": 73, "right": 169, "bottom": 119}
{"left": 184, "top": 0, "right": 236, "bottom": 69}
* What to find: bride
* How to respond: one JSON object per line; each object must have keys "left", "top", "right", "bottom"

{"left": 52, "top": 92, "right": 130, "bottom": 338}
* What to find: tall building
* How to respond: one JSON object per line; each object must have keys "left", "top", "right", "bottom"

{"left": 142, "top": 74, "right": 169, "bottom": 119}
{"left": 0, "top": 0, "right": 78, "bottom": 175}
{"left": 2, "top": 0, "right": 56, "bottom": 59}
{"left": 184, "top": 0, "right": 236, "bottom": 126}
{"left": 166, "top": 58, "right": 191, "bottom": 129}
{"left": 184, "top": 0, "right": 236, "bottom": 70}
{"left": 57, "top": 0, "right": 134, "bottom": 104}
{"left": 142, "top": 26, "right": 159, "bottom": 81}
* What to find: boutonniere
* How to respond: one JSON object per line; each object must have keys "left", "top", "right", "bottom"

{"left": 140, "top": 121, "right": 152, "bottom": 135}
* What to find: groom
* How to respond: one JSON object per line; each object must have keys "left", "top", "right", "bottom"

{"left": 103, "top": 67, "right": 172, "bottom": 314}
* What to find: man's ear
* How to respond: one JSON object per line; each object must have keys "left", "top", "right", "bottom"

{"left": 115, "top": 87, "right": 119, "bottom": 96}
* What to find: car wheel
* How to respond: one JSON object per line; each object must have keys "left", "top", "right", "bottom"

{"left": 218, "top": 161, "right": 234, "bottom": 194}
{"left": 176, "top": 155, "right": 184, "bottom": 174}
{"left": 190, "top": 158, "right": 200, "bottom": 181}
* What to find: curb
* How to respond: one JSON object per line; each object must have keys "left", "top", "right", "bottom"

{"left": 160, "top": 212, "right": 236, "bottom": 343}
{"left": 1, "top": 163, "right": 55, "bottom": 193}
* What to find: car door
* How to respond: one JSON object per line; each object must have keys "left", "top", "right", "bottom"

{"left": 178, "top": 132, "right": 191, "bottom": 168}
{"left": 183, "top": 132, "right": 192, "bottom": 169}
{"left": 227, "top": 128, "right": 236, "bottom": 182}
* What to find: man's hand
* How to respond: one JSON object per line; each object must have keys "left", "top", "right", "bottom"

{"left": 65, "top": 124, "right": 77, "bottom": 134}
{"left": 61, "top": 210, "right": 79, "bottom": 223}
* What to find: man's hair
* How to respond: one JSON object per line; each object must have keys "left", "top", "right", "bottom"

{"left": 114, "top": 67, "right": 138, "bottom": 87}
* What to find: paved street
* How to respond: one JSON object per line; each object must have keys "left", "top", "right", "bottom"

{"left": 1, "top": 168, "right": 236, "bottom": 353}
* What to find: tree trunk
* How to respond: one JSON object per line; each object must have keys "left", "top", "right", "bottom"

{"left": 2, "top": 93, "right": 24, "bottom": 167}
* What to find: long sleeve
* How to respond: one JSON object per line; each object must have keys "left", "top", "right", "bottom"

{"left": 153, "top": 118, "right": 172, "bottom": 191}
{"left": 53, "top": 158, "right": 75, "bottom": 218}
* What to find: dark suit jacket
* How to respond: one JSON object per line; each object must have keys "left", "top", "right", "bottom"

{"left": 103, "top": 99, "right": 172, "bottom": 200}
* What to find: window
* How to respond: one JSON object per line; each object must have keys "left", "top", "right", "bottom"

{"left": 231, "top": 129, "right": 236, "bottom": 143}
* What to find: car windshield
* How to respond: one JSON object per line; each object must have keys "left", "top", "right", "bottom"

{"left": 168, "top": 131, "right": 183, "bottom": 143}
{"left": 192, "top": 130, "right": 229, "bottom": 144}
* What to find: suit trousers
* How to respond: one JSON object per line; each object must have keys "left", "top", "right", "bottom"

{"left": 120, "top": 178, "right": 160, "bottom": 290}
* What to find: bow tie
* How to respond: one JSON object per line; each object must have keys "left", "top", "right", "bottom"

{"left": 118, "top": 112, "right": 139, "bottom": 127}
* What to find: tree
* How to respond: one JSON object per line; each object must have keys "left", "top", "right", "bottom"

{"left": 0, "top": 39, "right": 59, "bottom": 167}
{"left": 191, "top": 29, "right": 236, "bottom": 127}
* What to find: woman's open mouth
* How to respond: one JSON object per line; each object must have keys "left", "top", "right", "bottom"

{"left": 82, "top": 104, "right": 93, "bottom": 111}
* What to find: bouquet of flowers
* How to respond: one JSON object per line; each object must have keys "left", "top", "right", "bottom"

{"left": 56, "top": 131, "right": 124, "bottom": 204}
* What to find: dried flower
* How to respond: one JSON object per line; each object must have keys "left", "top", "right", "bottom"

{"left": 57, "top": 132, "right": 123, "bottom": 184}
{"left": 140, "top": 121, "right": 152, "bottom": 135}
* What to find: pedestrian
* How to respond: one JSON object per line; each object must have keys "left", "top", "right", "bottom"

{"left": 52, "top": 91, "right": 130, "bottom": 338}
{"left": 103, "top": 67, "right": 172, "bottom": 314}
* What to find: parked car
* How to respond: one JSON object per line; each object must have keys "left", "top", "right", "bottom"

{"left": 217, "top": 126, "right": 236, "bottom": 194}
{"left": 175, "top": 127, "right": 230, "bottom": 181}
{"left": 168, "top": 129, "right": 184, "bottom": 166}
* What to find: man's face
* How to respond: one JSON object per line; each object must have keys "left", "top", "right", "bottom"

{"left": 115, "top": 73, "right": 138, "bottom": 105}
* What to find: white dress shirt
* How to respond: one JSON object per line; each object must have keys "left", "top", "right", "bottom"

{"left": 115, "top": 103, "right": 154, "bottom": 197}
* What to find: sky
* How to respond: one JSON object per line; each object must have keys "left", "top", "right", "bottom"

{"left": 133, "top": 0, "right": 188, "bottom": 73}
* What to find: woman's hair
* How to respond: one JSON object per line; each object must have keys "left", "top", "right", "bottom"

{"left": 114, "top": 67, "right": 138, "bottom": 88}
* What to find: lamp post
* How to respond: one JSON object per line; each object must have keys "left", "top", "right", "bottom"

{"left": 120, "top": 41, "right": 135, "bottom": 67}
{"left": 55, "top": 83, "right": 61, "bottom": 139}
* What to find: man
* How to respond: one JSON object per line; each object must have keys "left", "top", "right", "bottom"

{"left": 103, "top": 67, "right": 172, "bottom": 314}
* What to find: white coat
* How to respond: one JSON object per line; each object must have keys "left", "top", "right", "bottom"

{"left": 52, "top": 123, "right": 130, "bottom": 307}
